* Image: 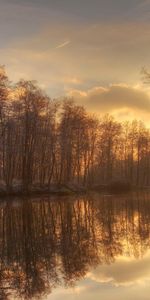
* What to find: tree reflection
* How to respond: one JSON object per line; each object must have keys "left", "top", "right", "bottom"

{"left": 0, "top": 192, "right": 150, "bottom": 299}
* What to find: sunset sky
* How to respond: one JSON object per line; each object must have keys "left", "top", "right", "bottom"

{"left": 1, "top": 0, "right": 150, "bottom": 122}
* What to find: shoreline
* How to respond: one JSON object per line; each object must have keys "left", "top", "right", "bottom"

{"left": 0, "top": 184, "right": 150, "bottom": 199}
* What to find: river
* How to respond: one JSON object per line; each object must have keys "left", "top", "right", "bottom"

{"left": 0, "top": 191, "right": 150, "bottom": 300}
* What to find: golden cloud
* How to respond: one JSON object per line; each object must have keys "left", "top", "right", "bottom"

{"left": 68, "top": 84, "right": 150, "bottom": 123}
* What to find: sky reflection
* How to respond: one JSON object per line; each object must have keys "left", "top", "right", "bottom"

{"left": 49, "top": 251, "right": 150, "bottom": 300}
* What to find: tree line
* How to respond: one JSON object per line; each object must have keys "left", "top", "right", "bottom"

{"left": 0, "top": 65, "right": 150, "bottom": 191}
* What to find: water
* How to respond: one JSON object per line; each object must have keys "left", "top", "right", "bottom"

{"left": 0, "top": 191, "right": 150, "bottom": 300}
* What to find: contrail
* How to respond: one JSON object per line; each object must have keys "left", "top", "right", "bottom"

{"left": 56, "top": 40, "right": 70, "bottom": 49}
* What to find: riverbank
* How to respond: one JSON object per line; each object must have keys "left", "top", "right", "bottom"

{"left": 0, "top": 182, "right": 149, "bottom": 198}
{"left": 0, "top": 184, "right": 87, "bottom": 198}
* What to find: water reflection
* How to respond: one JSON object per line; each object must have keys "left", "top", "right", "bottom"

{"left": 0, "top": 192, "right": 150, "bottom": 299}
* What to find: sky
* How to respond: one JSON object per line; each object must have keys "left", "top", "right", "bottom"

{"left": 1, "top": 0, "right": 150, "bottom": 122}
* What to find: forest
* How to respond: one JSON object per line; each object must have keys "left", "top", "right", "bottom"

{"left": 0, "top": 65, "right": 150, "bottom": 193}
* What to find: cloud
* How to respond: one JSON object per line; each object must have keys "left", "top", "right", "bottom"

{"left": 1, "top": 20, "right": 150, "bottom": 98}
{"left": 68, "top": 84, "right": 150, "bottom": 122}
{"left": 1, "top": 17, "right": 150, "bottom": 110}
